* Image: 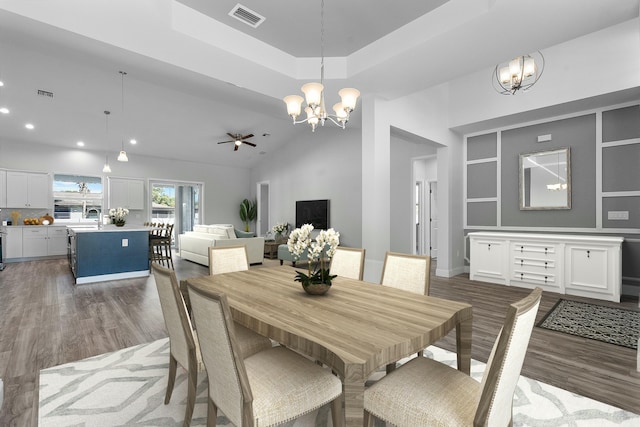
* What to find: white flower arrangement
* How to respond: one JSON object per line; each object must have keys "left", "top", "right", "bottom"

{"left": 272, "top": 222, "right": 289, "bottom": 234}
{"left": 287, "top": 224, "right": 340, "bottom": 287}
{"left": 109, "top": 207, "right": 129, "bottom": 222}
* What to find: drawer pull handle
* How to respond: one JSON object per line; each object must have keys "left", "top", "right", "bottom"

{"left": 521, "top": 246, "right": 524, "bottom": 253}
{"left": 520, "top": 273, "right": 524, "bottom": 280}
{"left": 544, "top": 247, "right": 548, "bottom": 254}
{"left": 520, "top": 259, "right": 524, "bottom": 266}
{"left": 487, "top": 244, "right": 491, "bottom": 251}
{"left": 545, "top": 276, "right": 548, "bottom": 283}
{"left": 545, "top": 261, "right": 548, "bottom": 269}
{"left": 587, "top": 250, "right": 590, "bottom": 259}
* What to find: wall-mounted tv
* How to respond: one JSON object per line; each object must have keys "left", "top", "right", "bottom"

{"left": 295, "top": 199, "right": 329, "bottom": 229}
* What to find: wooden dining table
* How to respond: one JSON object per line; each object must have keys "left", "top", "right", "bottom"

{"left": 186, "top": 265, "right": 473, "bottom": 427}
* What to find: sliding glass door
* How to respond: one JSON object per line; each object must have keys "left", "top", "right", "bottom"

{"left": 149, "top": 180, "right": 201, "bottom": 246}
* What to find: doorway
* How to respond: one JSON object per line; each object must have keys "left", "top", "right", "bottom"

{"left": 257, "top": 181, "right": 270, "bottom": 237}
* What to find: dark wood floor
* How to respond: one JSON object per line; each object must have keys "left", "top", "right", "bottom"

{"left": 0, "top": 255, "right": 638, "bottom": 426}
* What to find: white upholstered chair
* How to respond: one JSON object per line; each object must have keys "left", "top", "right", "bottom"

{"left": 187, "top": 282, "right": 343, "bottom": 427}
{"left": 151, "top": 263, "right": 271, "bottom": 427}
{"left": 364, "top": 287, "right": 543, "bottom": 427}
{"left": 329, "top": 246, "right": 366, "bottom": 280}
{"left": 380, "top": 251, "right": 431, "bottom": 295}
{"left": 208, "top": 245, "right": 249, "bottom": 276}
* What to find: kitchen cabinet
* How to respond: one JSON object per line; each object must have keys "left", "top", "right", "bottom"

{"left": 108, "top": 178, "right": 144, "bottom": 210}
{"left": 22, "top": 226, "right": 68, "bottom": 257}
{"left": 469, "top": 232, "right": 623, "bottom": 302}
{"left": 0, "top": 170, "right": 6, "bottom": 207}
{"left": 6, "top": 171, "right": 50, "bottom": 208}
{"left": 3, "top": 227, "right": 23, "bottom": 259}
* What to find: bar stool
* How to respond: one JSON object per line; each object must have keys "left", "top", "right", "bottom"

{"left": 150, "top": 223, "right": 174, "bottom": 269}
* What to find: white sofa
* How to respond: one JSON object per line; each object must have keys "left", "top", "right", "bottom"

{"left": 178, "top": 224, "right": 265, "bottom": 265}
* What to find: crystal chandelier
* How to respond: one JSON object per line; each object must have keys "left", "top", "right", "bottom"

{"left": 493, "top": 51, "right": 544, "bottom": 95}
{"left": 283, "top": 0, "right": 360, "bottom": 132}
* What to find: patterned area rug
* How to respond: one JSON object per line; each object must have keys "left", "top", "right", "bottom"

{"left": 538, "top": 299, "right": 640, "bottom": 349}
{"left": 39, "top": 338, "right": 640, "bottom": 427}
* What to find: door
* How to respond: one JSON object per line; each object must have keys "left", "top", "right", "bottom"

{"left": 150, "top": 180, "right": 201, "bottom": 247}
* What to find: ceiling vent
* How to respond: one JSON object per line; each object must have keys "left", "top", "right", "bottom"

{"left": 228, "top": 3, "right": 265, "bottom": 28}
{"left": 37, "top": 89, "right": 54, "bottom": 99}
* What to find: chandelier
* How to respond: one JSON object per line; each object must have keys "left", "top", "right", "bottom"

{"left": 283, "top": 0, "right": 360, "bottom": 132}
{"left": 493, "top": 51, "right": 544, "bottom": 95}
{"left": 117, "top": 70, "right": 129, "bottom": 162}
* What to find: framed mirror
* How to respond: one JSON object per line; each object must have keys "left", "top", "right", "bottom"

{"left": 519, "top": 147, "right": 571, "bottom": 210}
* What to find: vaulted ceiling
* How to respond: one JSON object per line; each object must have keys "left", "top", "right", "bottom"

{"left": 0, "top": 0, "right": 637, "bottom": 168}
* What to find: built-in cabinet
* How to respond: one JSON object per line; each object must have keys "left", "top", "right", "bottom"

{"left": 108, "top": 178, "right": 144, "bottom": 210}
{"left": 469, "top": 232, "right": 623, "bottom": 302}
{"left": 2, "top": 226, "right": 67, "bottom": 259}
{"left": 6, "top": 171, "right": 50, "bottom": 208}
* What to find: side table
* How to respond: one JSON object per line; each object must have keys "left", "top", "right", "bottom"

{"left": 264, "top": 241, "right": 280, "bottom": 259}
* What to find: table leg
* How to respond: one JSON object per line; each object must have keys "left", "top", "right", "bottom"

{"left": 456, "top": 316, "right": 472, "bottom": 374}
{"left": 343, "top": 378, "right": 365, "bottom": 427}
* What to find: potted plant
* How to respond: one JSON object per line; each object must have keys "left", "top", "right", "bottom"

{"left": 287, "top": 224, "right": 340, "bottom": 295}
{"left": 239, "top": 198, "right": 257, "bottom": 232}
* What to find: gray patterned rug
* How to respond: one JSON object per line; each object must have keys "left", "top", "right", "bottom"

{"left": 538, "top": 299, "right": 640, "bottom": 349}
{"left": 39, "top": 338, "right": 640, "bottom": 426}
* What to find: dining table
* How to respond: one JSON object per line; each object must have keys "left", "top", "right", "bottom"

{"left": 186, "top": 265, "right": 473, "bottom": 427}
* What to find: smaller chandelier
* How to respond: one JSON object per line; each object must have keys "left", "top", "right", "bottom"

{"left": 493, "top": 51, "right": 544, "bottom": 95}
{"left": 283, "top": 0, "right": 359, "bottom": 132}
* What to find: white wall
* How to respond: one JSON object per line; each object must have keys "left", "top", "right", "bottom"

{"left": 448, "top": 19, "right": 640, "bottom": 129}
{"left": 0, "top": 139, "right": 250, "bottom": 227}
{"left": 250, "top": 126, "right": 362, "bottom": 248}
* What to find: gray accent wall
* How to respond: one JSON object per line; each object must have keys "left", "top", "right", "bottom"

{"left": 501, "top": 114, "right": 596, "bottom": 228}
{"left": 464, "top": 104, "right": 640, "bottom": 293}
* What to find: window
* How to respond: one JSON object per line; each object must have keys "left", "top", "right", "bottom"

{"left": 53, "top": 174, "right": 103, "bottom": 222}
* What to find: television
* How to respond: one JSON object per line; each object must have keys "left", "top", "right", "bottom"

{"left": 295, "top": 199, "right": 329, "bottom": 229}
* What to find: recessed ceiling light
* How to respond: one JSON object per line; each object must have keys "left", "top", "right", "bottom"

{"left": 0, "top": 81, "right": 4, "bottom": 87}
{"left": 129, "top": 139, "right": 137, "bottom": 145}
{"left": 77, "top": 141, "right": 85, "bottom": 147}
{"left": 25, "top": 123, "right": 35, "bottom": 130}
{"left": 0, "top": 107, "right": 9, "bottom": 114}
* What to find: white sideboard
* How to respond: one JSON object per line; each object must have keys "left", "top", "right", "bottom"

{"left": 469, "top": 232, "right": 623, "bottom": 302}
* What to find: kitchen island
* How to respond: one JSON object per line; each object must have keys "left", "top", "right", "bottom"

{"left": 68, "top": 225, "right": 150, "bottom": 284}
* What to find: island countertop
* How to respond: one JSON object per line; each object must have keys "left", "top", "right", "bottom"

{"left": 67, "top": 225, "right": 152, "bottom": 233}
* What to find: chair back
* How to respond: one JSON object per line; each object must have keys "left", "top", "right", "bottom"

{"left": 380, "top": 252, "right": 431, "bottom": 295}
{"left": 330, "top": 247, "right": 366, "bottom": 280}
{"left": 188, "top": 284, "right": 253, "bottom": 427}
{"left": 151, "top": 263, "right": 195, "bottom": 369}
{"left": 209, "top": 245, "right": 249, "bottom": 275}
{"left": 475, "top": 287, "right": 542, "bottom": 426}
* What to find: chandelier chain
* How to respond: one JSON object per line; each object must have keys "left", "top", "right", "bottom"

{"left": 320, "top": 0, "right": 325, "bottom": 83}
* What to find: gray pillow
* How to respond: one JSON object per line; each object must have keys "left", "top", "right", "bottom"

{"left": 235, "top": 229, "right": 255, "bottom": 238}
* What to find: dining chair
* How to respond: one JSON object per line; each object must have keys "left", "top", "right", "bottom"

{"left": 329, "top": 246, "right": 366, "bottom": 280}
{"left": 151, "top": 263, "right": 272, "bottom": 427}
{"left": 380, "top": 251, "right": 431, "bottom": 295}
{"left": 364, "top": 287, "right": 543, "bottom": 427}
{"left": 187, "top": 282, "right": 343, "bottom": 427}
{"left": 208, "top": 245, "right": 249, "bottom": 276}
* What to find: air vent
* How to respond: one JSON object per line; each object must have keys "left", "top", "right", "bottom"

{"left": 228, "top": 3, "right": 265, "bottom": 28}
{"left": 37, "top": 89, "right": 54, "bottom": 99}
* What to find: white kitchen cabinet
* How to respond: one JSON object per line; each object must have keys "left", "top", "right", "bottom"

{"left": 108, "top": 178, "right": 144, "bottom": 210}
{"left": 6, "top": 171, "right": 50, "bottom": 208}
{"left": 469, "top": 232, "right": 623, "bottom": 302}
{"left": 0, "top": 170, "right": 6, "bottom": 207}
{"left": 16, "top": 226, "right": 68, "bottom": 258}
{"left": 3, "top": 226, "right": 23, "bottom": 259}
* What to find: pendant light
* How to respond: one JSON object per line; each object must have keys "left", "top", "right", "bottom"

{"left": 102, "top": 110, "right": 112, "bottom": 173}
{"left": 117, "top": 70, "right": 129, "bottom": 162}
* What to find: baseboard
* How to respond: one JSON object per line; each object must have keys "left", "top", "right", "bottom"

{"left": 436, "top": 266, "right": 465, "bottom": 278}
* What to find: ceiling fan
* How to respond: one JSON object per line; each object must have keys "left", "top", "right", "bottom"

{"left": 217, "top": 133, "right": 256, "bottom": 151}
